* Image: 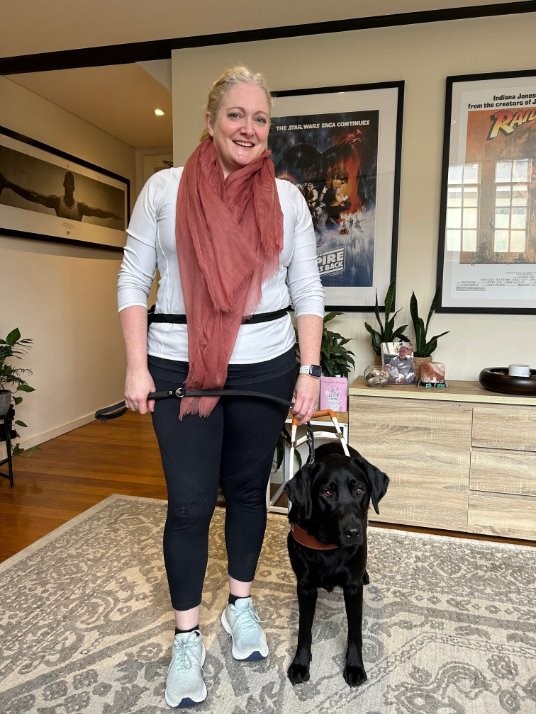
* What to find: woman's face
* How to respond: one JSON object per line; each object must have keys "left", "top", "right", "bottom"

{"left": 206, "top": 82, "right": 270, "bottom": 178}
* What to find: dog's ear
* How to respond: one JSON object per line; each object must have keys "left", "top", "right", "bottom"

{"left": 352, "top": 454, "right": 389, "bottom": 514}
{"left": 284, "top": 464, "right": 315, "bottom": 521}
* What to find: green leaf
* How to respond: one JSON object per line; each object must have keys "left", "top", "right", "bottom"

{"left": 323, "top": 312, "right": 340, "bottom": 327}
{"left": 416, "top": 338, "right": 435, "bottom": 357}
{"left": 364, "top": 322, "right": 379, "bottom": 337}
{"left": 426, "top": 289, "right": 440, "bottom": 331}
{"left": 393, "top": 324, "right": 409, "bottom": 335}
{"left": 6, "top": 328, "right": 21, "bottom": 346}
{"left": 410, "top": 292, "right": 418, "bottom": 323}
{"left": 373, "top": 293, "right": 383, "bottom": 329}
{"left": 384, "top": 279, "right": 396, "bottom": 315}
{"left": 410, "top": 289, "right": 448, "bottom": 356}
{"left": 429, "top": 331, "right": 450, "bottom": 343}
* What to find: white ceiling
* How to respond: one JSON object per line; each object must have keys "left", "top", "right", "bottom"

{"left": 1, "top": 0, "right": 530, "bottom": 149}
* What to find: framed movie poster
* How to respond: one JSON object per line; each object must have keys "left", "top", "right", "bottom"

{"left": 0, "top": 125, "right": 130, "bottom": 250}
{"left": 437, "top": 70, "right": 536, "bottom": 313}
{"left": 270, "top": 81, "right": 404, "bottom": 311}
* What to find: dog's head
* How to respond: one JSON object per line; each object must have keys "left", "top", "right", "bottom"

{"left": 284, "top": 442, "right": 389, "bottom": 548}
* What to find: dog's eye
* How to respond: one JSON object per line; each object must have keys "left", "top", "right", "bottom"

{"left": 352, "top": 486, "right": 365, "bottom": 495}
{"left": 320, "top": 488, "right": 334, "bottom": 498}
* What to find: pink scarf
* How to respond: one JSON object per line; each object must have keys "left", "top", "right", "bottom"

{"left": 176, "top": 139, "right": 283, "bottom": 417}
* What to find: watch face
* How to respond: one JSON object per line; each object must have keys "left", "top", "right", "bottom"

{"left": 310, "top": 365, "right": 322, "bottom": 377}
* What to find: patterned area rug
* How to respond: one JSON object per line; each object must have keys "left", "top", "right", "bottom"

{"left": 0, "top": 495, "right": 535, "bottom": 713}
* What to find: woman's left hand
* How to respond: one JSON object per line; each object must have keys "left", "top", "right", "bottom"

{"left": 291, "top": 374, "right": 321, "bottom": 425}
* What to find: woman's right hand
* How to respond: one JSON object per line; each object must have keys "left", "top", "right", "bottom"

{"left": 124, "top": 367, "right": 156, "bottom": 414}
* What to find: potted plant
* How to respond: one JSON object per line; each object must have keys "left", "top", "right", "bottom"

{"left": 318, "top": 311, "right": 355, "bottom": 412}
{"left": 0, "top": 327, "right": 35, "bottom": 454}
{"left": 274, "top": 312, "right": 355, "bottom": 470}
{"left": 319, "top": 311, "right": 356, "bottom": 379}
{"left": 409, "top": 289, "right": 449, "bottom": 380}
{"left": 364, "top": 278, "right": 409, "bottom": 359}
{"left": 295, "top": 310, "right": 355, "bottom": 411}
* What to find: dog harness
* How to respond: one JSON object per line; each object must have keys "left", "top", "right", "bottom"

{"left": 290, "top": 523, "right": 338, "bottom": 551}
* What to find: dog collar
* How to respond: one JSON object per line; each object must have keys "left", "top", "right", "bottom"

{"left": 290, "top": 523, "right": 339, "bottom": 551}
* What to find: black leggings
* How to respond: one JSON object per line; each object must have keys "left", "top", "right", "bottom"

{"left": 149, "top": 350, "right": 295, "bottom": 611}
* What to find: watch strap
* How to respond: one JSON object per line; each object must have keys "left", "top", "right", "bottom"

{"left": 299, "top": 364, "right": 322, "bottom": 377}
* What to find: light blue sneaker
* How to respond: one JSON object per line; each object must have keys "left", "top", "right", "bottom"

{"left": 221, "top": 597, "right": 269, "bottom": 661}
{"left": 164, "top": 630, "right": 207, "bottom": 708}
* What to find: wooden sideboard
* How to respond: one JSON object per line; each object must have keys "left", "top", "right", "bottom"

{"left": 349, "top": 378, "right": 536, "bottom": 541}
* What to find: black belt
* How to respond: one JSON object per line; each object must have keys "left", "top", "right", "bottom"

{"left": 148, "top": 306, "right": 291, "bottom": 326}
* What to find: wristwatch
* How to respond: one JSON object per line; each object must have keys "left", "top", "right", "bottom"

{"left": 299, "top": 364, "right": 322, "bottom": 378}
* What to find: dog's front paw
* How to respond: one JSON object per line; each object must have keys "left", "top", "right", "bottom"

{"left": 288, "top": 659, "right": 311, "bottom": 685}
{"left": 344, "top": 662, "right": 367, "bottom": 687}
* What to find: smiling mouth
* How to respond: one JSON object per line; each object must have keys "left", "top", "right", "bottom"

{"left": 233, "top": 140, "right": 255, "bottom": 148}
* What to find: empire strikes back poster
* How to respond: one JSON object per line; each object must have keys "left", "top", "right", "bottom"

{"left": 269, "top": 110, "right": 379, "bottom": 290}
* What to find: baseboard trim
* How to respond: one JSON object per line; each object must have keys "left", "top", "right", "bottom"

{"left": 16, "top": 413, "right": 96, "bottom": 450}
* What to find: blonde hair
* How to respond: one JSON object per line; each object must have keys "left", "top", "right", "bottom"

{"left": 201, "top": 65, "right": 272, "bottom": 141}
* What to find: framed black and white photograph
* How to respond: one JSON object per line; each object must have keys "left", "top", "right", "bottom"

{"left": 269, "top": 81, "right": 404, "bottom": 311}
{"left": 0, "top": 126, "right": 130, "bottom": 250}
{"left": 437, "top": 69, "right": 536, "bottom": 314}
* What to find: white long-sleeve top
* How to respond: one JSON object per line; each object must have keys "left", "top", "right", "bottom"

{"left": 117, "top": 167, "right": 324, "bottom": 364}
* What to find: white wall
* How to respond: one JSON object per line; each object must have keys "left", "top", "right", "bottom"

{"left": 2, "top": 11, "right": 535, "bottom": 455}
{"left": 0, "top": 77, "right": 136, "bottom": 449}
{"left": 172, "top": 12, "right": 536, "bottom": 381}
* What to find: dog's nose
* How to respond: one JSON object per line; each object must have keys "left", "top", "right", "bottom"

{"left": 344, "top": 528, "right": 360, "bottom": 543}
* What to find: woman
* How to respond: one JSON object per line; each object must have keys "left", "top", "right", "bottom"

{"left": 117, "top": 65, "right": 324, "bottom": 708}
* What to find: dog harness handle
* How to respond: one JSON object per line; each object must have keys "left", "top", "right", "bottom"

{"left": 288, "top": 410, "right": 350, "bottom": 457}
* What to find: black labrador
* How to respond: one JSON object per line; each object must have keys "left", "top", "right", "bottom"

{"left": 284, "top": 441, "right": 389, "bottom": 687}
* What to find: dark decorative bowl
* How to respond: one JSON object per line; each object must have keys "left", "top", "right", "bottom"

{"left": 479, "top": 367, "right": 536, "bottom": 396}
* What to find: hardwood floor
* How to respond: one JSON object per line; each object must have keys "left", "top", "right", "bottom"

{"left": 0, "top": 412, "right": 167, "bottom": 561}
{"left": 1, "top": 412, "right": 532, "bottom": 562}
